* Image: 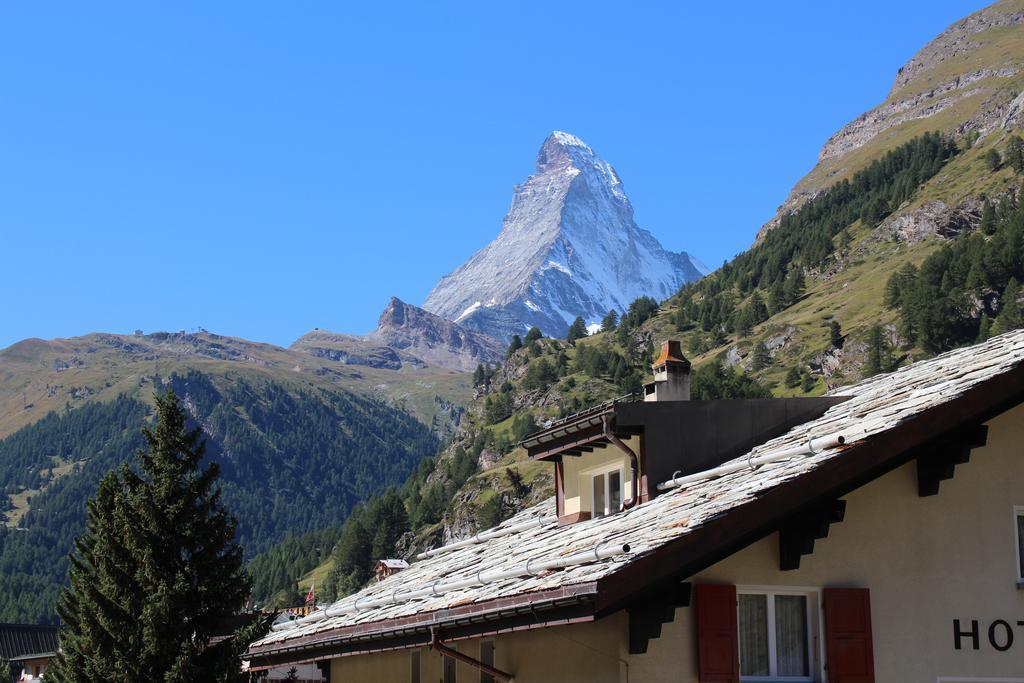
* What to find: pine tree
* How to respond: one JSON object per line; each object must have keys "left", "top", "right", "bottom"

{"left": 750, "top": 342, "right": 770, "bottom": 371}
{"left": 993, "top": 277, "right": 1022, "bottom": 335}
{"left": 600, "top": 309, "right": 619, "bottom": 332}
{"left": 768, "top": 280, "right": 786, "bottom": 314}
{"left": 861, "top": 197, "right": 890, "bottom": 226}
{"left": 837, "top": 229, "right": 853, "bottom": 253}
{"left": 710, "top": 326, "right": 727, "bottom": 347}
{"left": 524, "top": 327, "right": 543, "bottom": 345}
{"left": 983, "top": 148, "right": 1002, "bottom": 172}
{"left": 865, "top": 324, "right": 894, "bottom": 377}
{"left": 980, "top": 201, "right": 997, "bottom": 235}
{"left": 735, "top": 308, "right": 754, "bottom": 337}
{"left": 49, "top": 391, "right": 251, "bottom": 682}
{"left": 566, "top": 316, "right": 588, "bottom": 343}
{"left": 977, "top": 314, "right": 993, "bottom": 342}
{"left": 800, "top": 372, "right": 816, "bottom": 393}
{"left": 749, "top": 292, "right": 769, "bottom": 324}
{"left": 1005, "top": 135, "right": 1024, "bottom": 173}
{"left": 505, "top": 335, "right": 522, "bottom": 359}
{"left": 829, "top": 320, "right": 843, "bottom": 348}
{"left": 883, "top": 272, "right": 902, "bottom": 308}
{"left": 784, "top": 366, "right": 801, "bottom": 388}
{"left": 783, "top": 269, "right": 805, "bottom": 305}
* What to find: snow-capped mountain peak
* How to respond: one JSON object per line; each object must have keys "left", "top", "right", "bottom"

{"left": 423, "top": 132, "right": 706, "bottom": 341}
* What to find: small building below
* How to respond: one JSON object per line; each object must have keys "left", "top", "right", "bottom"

{"left": 375, "top": 559, "right": 409, "bottom": 582}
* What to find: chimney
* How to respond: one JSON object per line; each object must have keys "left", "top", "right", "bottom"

{"left": 644, "top": 340, "right": 691, "bottom": 402}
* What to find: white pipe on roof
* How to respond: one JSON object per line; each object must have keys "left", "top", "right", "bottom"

{"left": 416, "top": 516, "right": 551, "bottom": 560}
{"left": 272, "top": 541, "right": 631, "bottom": 632}
{"left": 656, "top": 432, "right": 846, "bottom": 492}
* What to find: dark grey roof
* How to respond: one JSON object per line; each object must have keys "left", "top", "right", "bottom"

{"left": 0, "top": 623, "right": 59, "bottom": 660}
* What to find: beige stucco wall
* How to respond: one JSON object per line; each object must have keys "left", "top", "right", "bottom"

{"left": 632, "top": 402, "right": 1024, "bottom": 683}
{"left": 329, "top": 617, "right": 629, "bottom": 683}
{"left": 562, "top": 435, "right": 639, "bottom": 516}
{"left": 328, "top": 404, "right": 1024, "bottom": 683}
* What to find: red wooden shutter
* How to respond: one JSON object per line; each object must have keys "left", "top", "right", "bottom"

{"left": 695, "top": 583, "right": 739, "bottom": 683}
{"left": 823, "top": 588, "right": 875, "bottom": 683}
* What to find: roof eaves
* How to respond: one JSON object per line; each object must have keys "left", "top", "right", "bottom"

{"left": 593, "top": 361, "right": 1024, "bottom": 616}
{"left": 246, "top": 583, "right": 599, "bottom": 666}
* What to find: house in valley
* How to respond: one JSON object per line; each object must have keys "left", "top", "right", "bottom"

{"left": 0, "top": 623, "right": 59, "bottom": 682}
{"left": 246, "top": 330, "right": 1024, "bottom": 683}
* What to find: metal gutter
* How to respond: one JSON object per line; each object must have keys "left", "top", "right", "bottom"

{"left": 245, "top": 584, "right": 600, "bottom": 667}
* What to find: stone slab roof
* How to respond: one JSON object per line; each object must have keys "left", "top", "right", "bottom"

{"left": 251, "top": 328, "right": 1024, "bottom": 654}
{"left": 0, "top": 623, "right": 59, "bottom": 660}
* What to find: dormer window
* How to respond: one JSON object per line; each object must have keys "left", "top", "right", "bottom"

{"left": 519, "top": 340, "right": 851, "bottom": 526}
{"left": 588, "top": 464, "right": 624, "bottom": 518}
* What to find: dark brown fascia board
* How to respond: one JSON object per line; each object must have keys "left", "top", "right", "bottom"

{"left": 528, "top": 425, "right": 607, "bottom": 461}
{"left": 246, "top": 583, "right": 599, "bottom": 667}
{"left": 593, "top": 363, "right": 1024, "bottom": 616}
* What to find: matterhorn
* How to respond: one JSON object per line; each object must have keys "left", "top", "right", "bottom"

{"left": 423, "top": 131, "right": 706, "bottom": 341}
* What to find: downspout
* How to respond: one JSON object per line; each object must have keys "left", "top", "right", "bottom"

{"left": 602, "top": 414, "right": 639, "bottom": 510}
{"left": 431, "top": 628, "right": 514, "bottom": 682}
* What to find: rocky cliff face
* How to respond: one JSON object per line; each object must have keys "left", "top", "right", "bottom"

{"left": 367, "top": 297, "right": 504, "bottom": 371}
{"left": 758, "top": 0, "right": 1024, "bottom": 240}
{"left": 423, "top": 131, "right": 706, "bottom": 341}
{"left": 293, "top": 298, "right": 503, "bottom": 373}
{"left": 290, "top": 330, "right": 414, "bottom": 370}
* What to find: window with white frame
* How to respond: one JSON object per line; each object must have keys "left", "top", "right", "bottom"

{"left": 586, "top": 463, "right": 624, "bottom": 518}
{"left": 1015, "top": 506, "right": 1024, "bottom": 583}
{"left": 738, "top": 589, "right": 819, "bottom": 682}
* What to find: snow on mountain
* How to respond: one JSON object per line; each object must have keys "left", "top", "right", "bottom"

{"left": 423, "top": 131, "right": 706, "bottom": 341}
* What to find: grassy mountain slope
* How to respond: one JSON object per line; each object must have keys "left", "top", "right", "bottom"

{"left": 0, "top": 365, "right": 440, "bottom": 623}
{"left": 0, "top": 330, "right": 472, "bottom": 443}
{"left": 650, "top": 0, "right": 1024, "bottom": 394}
{"left": 763, "top": 0, "right": 1024, "bottom": 234}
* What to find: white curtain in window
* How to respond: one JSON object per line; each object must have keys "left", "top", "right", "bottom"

{"left": 774, "top": 595, "right": 809, "bottom": 676}
{"left": 739, "top": 594, "right": 769, "bottom": 676}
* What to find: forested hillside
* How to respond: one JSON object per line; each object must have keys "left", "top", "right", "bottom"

{"left": 250, "top": 306, "right": 774, "bottom": 607}
{"left": 635, "top": 132, "right": 1024, "bottom": 394}
{"left": 253, "top": 128, "right": 1024, "bottom": 609}
{"left": 886, "top": 173, "right": 1024, "bottom": 350}
{"left": 0, "top": 372, "right": 437, "bottom": 623}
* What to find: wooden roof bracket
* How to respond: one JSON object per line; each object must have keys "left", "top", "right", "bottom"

{"left": 778, "top": 499, "right": 847, "bottom": 571}
{"left": 627, "top": 582, "right": 691, "bottom": 654}
{"left": 916, "top": 423, "right": 988, "bottom": 497}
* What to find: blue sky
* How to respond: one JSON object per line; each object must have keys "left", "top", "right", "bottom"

{"left": 0, "top": 1, "right": 988, "bottom": 349}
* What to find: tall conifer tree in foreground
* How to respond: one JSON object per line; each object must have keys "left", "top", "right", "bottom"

{"left": 50, "top": 390, "right": 252, "bottom": 682}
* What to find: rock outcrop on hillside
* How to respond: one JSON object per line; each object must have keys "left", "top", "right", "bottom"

{"left": 293, "top": 298, "right": 503, "bottom": 373}
{"left": 758, "top": 0, "right": 1024, "bottom": 240}
{"left": 423, "top": 131, "right": 706, "bottom": 341}
{"left": 367, "top": 297, "right": 504, "bottom": 371}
